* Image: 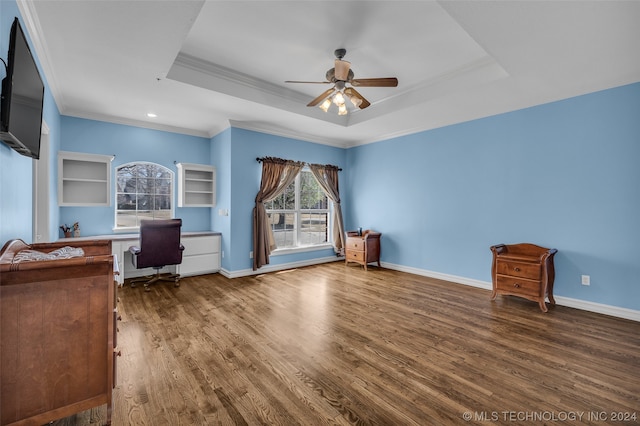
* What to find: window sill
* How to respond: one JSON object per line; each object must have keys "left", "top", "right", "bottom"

{"left": 113, "top": 226, "right": 139, "bottom": 233}
{"left": 270, "top": 243, "right": 334, "bottom": 257}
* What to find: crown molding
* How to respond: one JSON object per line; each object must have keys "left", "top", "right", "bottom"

{"left": 16, "top": 0, "right": 65, "bottom": 114}
{"left": 63, "top": 109, "right": 211, "bottom": 139}
{"left": 228, "top": 120, "right": 347, "bottom": 148}
{"left": 173, "top": 53, "right": 311, "bottom": 103}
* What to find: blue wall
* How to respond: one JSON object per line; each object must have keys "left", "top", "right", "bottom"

{"left": 225, "top": 128, "right": 346, "bottom": 272}
{"left": 59, "top": 116, "right": 212, "bottom": 236}
{"left": 211, "top": 127, "right": 231, "bottom": 270}
{"left": 347, "top": 83, "right": 640, "bottom": 311}
{"left": 58, "top": 121, "right": 346, "bottom": 272}
{"left": 0, "top": 1, "right": 61, "bottom": 244}
{"left": 1, "top": 0, "right": 637, "bottom": 313}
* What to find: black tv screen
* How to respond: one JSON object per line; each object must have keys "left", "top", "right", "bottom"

{"left": 0, "top": 18, "right": 44, "bottom": 159}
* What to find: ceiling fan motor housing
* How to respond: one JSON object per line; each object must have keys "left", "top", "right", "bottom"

{"left": 326, "top": 68, "right": 354, "bottom": 83}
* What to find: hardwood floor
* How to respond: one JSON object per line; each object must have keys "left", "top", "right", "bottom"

{"left": 52, "top": 262, "right": 639, "bottom": 425}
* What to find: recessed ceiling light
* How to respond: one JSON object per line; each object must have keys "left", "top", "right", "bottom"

{"left": 147, "top": 112, "right": 157, "bottom": 118}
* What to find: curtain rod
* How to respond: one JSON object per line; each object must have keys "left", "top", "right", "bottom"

{"left": 256, "top": 157, "right": 342, "bottom": 171}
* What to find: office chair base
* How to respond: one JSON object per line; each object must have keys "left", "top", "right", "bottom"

{"left": 130, "top": 272, "right": 180, "bottom": 292}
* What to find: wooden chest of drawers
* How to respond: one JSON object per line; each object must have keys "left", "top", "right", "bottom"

{"left": 345, "top": 230, "right": 381, "bottom": 270}
{"left": 1, "top": 239, "right": 118, "bottom": 425}
{"left": 490, "top": 243, "right": 557, "bottom": 312}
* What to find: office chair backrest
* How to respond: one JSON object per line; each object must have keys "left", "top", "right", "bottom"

{"left": 135, "top": 219, "right": 183, "bottom": 269}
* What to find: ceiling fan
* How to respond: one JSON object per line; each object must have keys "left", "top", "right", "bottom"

{"left": 285, "top": 48, "right": 398, "bottom": 114}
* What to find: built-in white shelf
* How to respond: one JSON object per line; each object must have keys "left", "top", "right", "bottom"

{"left": 176, "top": 163, "right": 216, "bottom": 207}
{"left": 58, "top": 151, "right": 113, "bottom": 206}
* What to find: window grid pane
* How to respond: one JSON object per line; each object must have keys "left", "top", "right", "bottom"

{"left": 300, "top": 212, "right": 328, "bottom": 245}
{"left": 269, "top": 212, "right": 296, "bottom": 248}
{"left": 265, "top": 170, "right": 331, "bottom": 249}
{"left": 116, "top": 162, "right": 173, "bottom": 228}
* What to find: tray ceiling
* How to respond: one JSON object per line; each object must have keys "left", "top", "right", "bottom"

{"left": 18, "top": 1, "right": 640, "bottom": 147}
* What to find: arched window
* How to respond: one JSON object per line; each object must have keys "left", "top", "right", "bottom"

{"left": 115, "top": 162, "right": 174, "bottom": 229}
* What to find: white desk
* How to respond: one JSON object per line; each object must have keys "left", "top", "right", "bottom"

{"left": 61, "top": 231, "right": 221, "bottom": 284}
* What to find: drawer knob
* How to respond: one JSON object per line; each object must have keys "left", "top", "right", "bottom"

{"left": 514, "top": 283, "right": 520, "bottom": 288}
{"left": 514, "top": 267, "right": 521, "bottom": 272}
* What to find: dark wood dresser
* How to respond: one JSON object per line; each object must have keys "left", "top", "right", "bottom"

{"left": 0, "top": 239, "right": 118, "bottom": 425}
{"left": 345, "top": 230, "right": 381, "bottom": 270}
{"left": 490, "top": 243, "right": 557, "bottom": 312}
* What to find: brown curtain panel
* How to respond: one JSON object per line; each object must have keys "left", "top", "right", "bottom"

{"left": 309, "top": 163, "right": 345, "bottom": 254}
{"left": 252, "top": 157, "right": 304, "bottom": 270}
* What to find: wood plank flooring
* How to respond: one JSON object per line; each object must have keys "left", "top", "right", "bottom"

{"left": 52, "top": 262, "right": 640, "bottom": 425}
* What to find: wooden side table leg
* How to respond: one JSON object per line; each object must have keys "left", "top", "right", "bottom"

{"left": 490, "top": 265, "right": 497, "bottom": 300}
{"left": 538, "top": 299, "right": 548, "bottom": 313}
{"left": 547, "top": 284, "right": 556, "bottom": 306}
{"left": 106, "top": 401, "right": 112, "bottom": 425}
{"left": 539, "top": 282, "right": 549, "bottom": 312}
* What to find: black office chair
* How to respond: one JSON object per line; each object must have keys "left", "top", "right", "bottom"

{"left": 128, "top": 219, "right": 185, "bottom": 292}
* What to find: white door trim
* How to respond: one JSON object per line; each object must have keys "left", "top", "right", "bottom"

{"left": 33, "top": 120, "right": 50, "bottom": 242}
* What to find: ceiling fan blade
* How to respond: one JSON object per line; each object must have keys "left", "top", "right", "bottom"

{"left": 350, "top": 77, "right": 398, "bottom": 87}
{"left": 334, "top": 59, "right": 351, "bottom": 81}
{"left": 285, "top": 80, "right": 331, "bottom": 84}
{"left": 344, "top": 87, "right": 371, "bottom": 109}
{"left": 307, "top": 88, "right": 336, "bottom": 107}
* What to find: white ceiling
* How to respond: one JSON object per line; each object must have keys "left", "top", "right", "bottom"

{"left": 18, "top": 1, "right": 640, "bottom": 148}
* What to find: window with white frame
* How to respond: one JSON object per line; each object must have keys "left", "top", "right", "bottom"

{"left": 264, "top": 168, "right": 330, "bottom": 249}
{"left": 115, "top": 162, "right": 174, "bottom": 229}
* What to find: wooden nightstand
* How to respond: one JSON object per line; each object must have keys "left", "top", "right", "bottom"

{"left": 490, "top": 243, "right": 557, "bottom": 312}
{"left": 345, "top": 230, "right": 381, "bottom": 270}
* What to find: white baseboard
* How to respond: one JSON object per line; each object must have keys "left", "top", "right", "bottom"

{"left": 552, "top": 296, "right": 640, "bottom": 322}
{"left": 219, "top": 256, "right": 342, "bottom": 279}
{"left": 218, "top": 259, "right": 639, "bottom": 322}
{"left": 381, "top": 262, "right": 492, "bottom": 290}
{"left": 381, "top": 261, "right": 640, "bottom": 322}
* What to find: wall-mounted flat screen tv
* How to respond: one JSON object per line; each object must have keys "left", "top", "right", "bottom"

{"left": 0, "top": 18, "right": 45, "bottom": 159}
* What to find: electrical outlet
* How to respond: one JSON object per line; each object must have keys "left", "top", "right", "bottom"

{"left": 249, "top": 251, "right": 253, "bottom": 259}
{"left": 581, "top": 275, "right": 590, "bottom": 286}
{"left": 221, "top": 251, "right": 224, "bottom": 258}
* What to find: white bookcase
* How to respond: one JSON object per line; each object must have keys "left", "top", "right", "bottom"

{"left": 176, "top": 163, "right": 216, "bottom": 207}
{"left": 58, "top": 151, "right": 113, "bottom": 206}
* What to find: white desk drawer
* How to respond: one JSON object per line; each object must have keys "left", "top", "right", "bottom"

{"left": 179, "top": 253, "right": 220, "bottom": 276}
{"left": 182, "top": 235, "right": 220, "bottom": 256}
{"left": 105, "top": 232, "right": 220, "bottom": 284}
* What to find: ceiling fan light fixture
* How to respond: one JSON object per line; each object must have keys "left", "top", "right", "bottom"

{"left": 348, "top": 95, "right": 362, "bottom": 108}
{"left": 333, "top": 91, "right": 345, "bottom": 106}
{"left": 319, "top": 97, "right": 332, "bottom": 112}
{"left": 338, "top": 103, "right": 348, "bottom": 115}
